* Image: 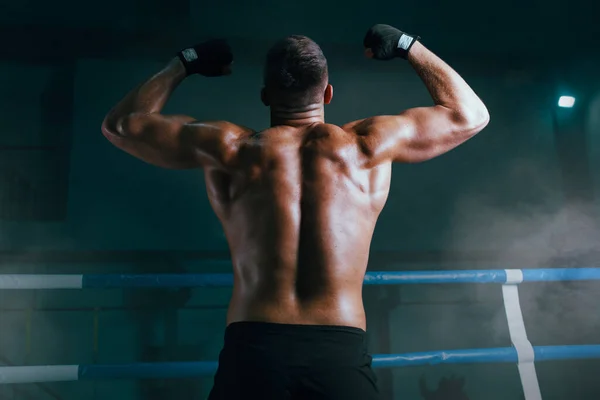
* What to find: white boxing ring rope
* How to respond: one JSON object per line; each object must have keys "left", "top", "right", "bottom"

{"left": 1, "top": 267, "right": 600, "bottom": 400}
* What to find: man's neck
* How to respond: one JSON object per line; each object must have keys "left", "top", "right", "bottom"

{"left": 269, "top": 104, "right": 324, "bottom": 127}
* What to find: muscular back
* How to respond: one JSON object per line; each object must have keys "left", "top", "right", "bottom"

{"left": 102, "top": 38, "right": 489, "bottom": 330}
{"left": 204, "top": 124, "right": 391, "bottom": 329}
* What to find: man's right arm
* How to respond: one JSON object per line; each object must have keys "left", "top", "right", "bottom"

{"left": 348, "top": 39, "right": 490, "bottom": 165}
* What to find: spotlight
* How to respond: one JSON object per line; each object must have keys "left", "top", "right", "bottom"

{"left": 558, "top": 96, "right": 576, "bottom": 108}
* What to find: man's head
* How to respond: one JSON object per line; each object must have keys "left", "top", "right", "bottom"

{"left": 262, "top": 35, "right": 332, "bottom": 110}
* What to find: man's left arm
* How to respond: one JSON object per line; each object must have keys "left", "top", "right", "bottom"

{"left": 102, "top": 41, "right": 249, "bottom": 169}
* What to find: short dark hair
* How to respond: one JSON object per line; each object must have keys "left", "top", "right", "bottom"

{"left": 263, "top": 35, "right": 328, "bottom": 108}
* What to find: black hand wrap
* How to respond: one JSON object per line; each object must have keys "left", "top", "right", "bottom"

{"left": 177, "top": 39, "right": 233, "bottom": 77}
{"left": 363, "top": 24, "right": 420, "bottom": 60}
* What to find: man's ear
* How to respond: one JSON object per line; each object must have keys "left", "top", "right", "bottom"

{"left": 324, "top": 84, "right": 333, "bottom": 104}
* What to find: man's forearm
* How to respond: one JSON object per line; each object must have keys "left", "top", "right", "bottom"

{"left": 103, "top": 58, "right": 187, "bottom": 132}
{"left": 407, "top": 42, "right": 488, "bottom": 122}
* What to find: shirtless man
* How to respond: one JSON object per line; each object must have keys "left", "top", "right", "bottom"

{"left": 102, "top": 24, "right": 489, "bottom": 399}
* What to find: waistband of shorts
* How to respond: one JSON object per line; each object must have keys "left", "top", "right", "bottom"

{"left": 225, "top": 321, "right": 367, "bottom": 338}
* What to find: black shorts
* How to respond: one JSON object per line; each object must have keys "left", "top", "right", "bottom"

{"left": 208, "top": 321, "right": 380, "bottom": 400}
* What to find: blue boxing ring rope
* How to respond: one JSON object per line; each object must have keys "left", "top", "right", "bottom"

{"left": 1, "top": 267, "right": 600, "bottom": 400}
{"left": 2, "top": 268, "right": 600, "bottom": 289}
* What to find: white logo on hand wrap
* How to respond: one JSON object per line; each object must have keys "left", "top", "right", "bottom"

{"left": 181, "top": 48, "right": 198, "bottom": 62}
{"left": 397, "top": 35, "right": 414, "bottom": 51}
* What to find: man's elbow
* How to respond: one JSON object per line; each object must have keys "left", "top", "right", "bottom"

{"left": 101, "top": 112, "right": 139, "bottom": 139}
{"left": 101, "top": 112, "right": 121, "bottom": 139}
{"left": 472, "top": 104, "right": 490, "bottom": 131}
{"left": 455, "top": 103, "right": 490, "bottom": 136}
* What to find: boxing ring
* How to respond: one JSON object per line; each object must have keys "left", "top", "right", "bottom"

{"left": 2, "top": 268, "right": 600, "bottom": 400}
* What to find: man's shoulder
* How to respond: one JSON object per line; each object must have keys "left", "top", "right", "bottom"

{"left": 317, "top": 123, "right": 365, "bottom": 145}
{"left": 203, "top": 121, "right": 255, "bottom": 137}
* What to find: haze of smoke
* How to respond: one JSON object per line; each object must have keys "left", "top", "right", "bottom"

{"left": 447, "top": 157, "right": 600, "bottom": 344}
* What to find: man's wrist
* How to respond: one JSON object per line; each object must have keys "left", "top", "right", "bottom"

{"left": 406, "top": 41, "right": 423, "bottom": 63}
{"left": 395, "top": 34, "right": 419, "bottom": 60}
{"left": 167, "top": 57, "right": 188, "bottom": 80}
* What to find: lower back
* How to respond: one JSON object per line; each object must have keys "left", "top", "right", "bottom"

{"left": 223, "top": 180, "right": 376, "bottom": 328}
{"left": 227, "top": 278, "right": 368, "bottom": 328}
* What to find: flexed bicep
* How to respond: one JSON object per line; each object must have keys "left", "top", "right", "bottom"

{"left": 102, "top": 113, "right": 249, "bottom": 170}
{"left": 353, "top": 105, "right": 484, "bottom": 165}
{"left": 101, "top": 39, "right": 239, "bottom": 170}
{"left": 350, "top": 24, "right": 489, "bottom": 165}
